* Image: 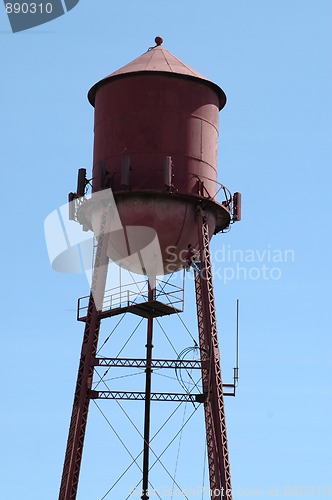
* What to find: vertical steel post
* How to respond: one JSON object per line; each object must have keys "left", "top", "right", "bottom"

{"left": 195, "top": 207, "right": 232, "bottom": 500}
{"left": 141, "top": 282, "right": 155, "bottom": 500}
{"left": 59, "top": 209, "right": 110, "bottom": 500}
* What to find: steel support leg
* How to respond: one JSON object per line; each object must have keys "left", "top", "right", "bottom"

{"left": 141, "top": 284, "right": 155, "bottom": 500}
{"left": 195, "top": 271, "right": 222, "bottom": 496}
{"left": 59, "top": 210, "right": 110, "bottom": 500}
{"left": 195, "top": 208, "right": 232, "bottom": 500}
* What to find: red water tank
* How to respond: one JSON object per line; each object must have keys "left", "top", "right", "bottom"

{"left": 86, "top": 38, "right": 230, "bottom": 275}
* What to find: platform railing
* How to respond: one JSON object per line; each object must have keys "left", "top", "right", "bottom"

{"left": 77, "top": 278, "right": 184, "bottom": 320}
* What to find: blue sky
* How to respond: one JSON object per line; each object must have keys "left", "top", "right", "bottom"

{"left": 1, "top": 1, "right": 331, "bottom": 499}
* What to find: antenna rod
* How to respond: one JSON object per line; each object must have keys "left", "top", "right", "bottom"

{"left": 236, "top": 299, "right": 239, "bottom": 368}
{"left": 234, "top": 299, "right": 239, "bottom": 385}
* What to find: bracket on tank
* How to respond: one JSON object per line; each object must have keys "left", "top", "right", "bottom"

{"left": 68, "top": 167, "right": 94, "bottom": 226}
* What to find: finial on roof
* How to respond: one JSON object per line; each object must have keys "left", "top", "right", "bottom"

{"left": 154, "top": 36, "right": 163, "bottom": 46}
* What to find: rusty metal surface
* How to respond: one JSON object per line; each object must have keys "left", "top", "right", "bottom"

{"left": 92, "top": 74, "right": 220, "bottom": 198}
{"left": 89, "top": 44, "right": 228, "bottom": 273}
{"left": 77, "top": 189, "right": 230, "bottom": 274}
{"left": 107, "top": 195, "right": 215, "bottom": 274}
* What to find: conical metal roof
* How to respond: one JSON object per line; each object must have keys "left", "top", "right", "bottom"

{"left": 88, "top": 37, "right": 226, "bottom": 109}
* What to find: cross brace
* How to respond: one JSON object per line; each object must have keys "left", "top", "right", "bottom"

{"left": 89, "top": 389, "right": 235, "bottom": 401}
{"left": 94, "top": 357, "right": 206, "bottom": 369}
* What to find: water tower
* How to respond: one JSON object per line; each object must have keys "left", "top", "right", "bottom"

{"left": 59, "top": 37, "right": 241, "bottom": 500}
